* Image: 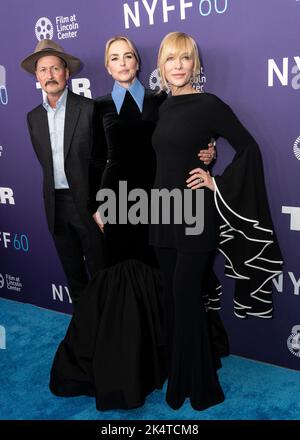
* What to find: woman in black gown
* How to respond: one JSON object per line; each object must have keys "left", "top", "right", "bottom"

{"left": 49, "top": 36, "right": 217, "bottom": 410}
{"left": 150, "top": 32, "right": 283, "bottom": 411}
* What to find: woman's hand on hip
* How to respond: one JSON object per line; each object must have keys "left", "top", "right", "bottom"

{"left": 186, "top": 168, "right": 215, "bottom": 191}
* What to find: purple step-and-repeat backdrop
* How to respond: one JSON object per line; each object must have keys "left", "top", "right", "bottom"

{"left": 0, "top": 0, "right": 299, "bottom": 370}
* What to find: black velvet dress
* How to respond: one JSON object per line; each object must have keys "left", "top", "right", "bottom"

{"left": 49, "top": 90, "right": 168, "bottom": 410}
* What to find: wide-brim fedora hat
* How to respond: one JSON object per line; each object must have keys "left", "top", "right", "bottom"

{"left": 21, "top": 39, "right": 82, "bottom": 76}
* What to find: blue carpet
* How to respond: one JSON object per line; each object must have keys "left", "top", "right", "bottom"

{"left": 0, "top": 298, "right": 300, "bottom": 420}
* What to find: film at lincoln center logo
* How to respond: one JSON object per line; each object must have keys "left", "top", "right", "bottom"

{"left": 287, "top": 325, "right": 300, "bottom": 358}
{"left": 35, "top": 17, "right": 54, "bottom": 41}
{"left": 293, "top": 136, "right": 300, "bottom": 160}
{"left": 0, "top": 273, "right": 4, "bottom": 289}
{"left": 35, "top": 15, "right": 79, "bottom": 41}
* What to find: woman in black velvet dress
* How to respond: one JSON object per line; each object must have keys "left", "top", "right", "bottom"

{"left": 49, "top": 36, "right": 217, "bottom": 411}
{"left": 151, "top": 32, "right": 283, "bottom": 411}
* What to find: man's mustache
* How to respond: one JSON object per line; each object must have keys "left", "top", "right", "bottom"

{"left": 45, "top": 80, "right": 59, "bottom": 86}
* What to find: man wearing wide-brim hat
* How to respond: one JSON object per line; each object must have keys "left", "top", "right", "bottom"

{"left": 21, "top": 39, "right": 103, "bottom": 307}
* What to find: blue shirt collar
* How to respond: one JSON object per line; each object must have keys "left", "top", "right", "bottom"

{"left": 111, "top": 79, "right": 145, "bottom": 114}
{"left": 43, "top": 87, "right": 68, "bottom": 111}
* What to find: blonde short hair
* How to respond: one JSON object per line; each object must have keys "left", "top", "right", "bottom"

{"left": 104, "top": 36, "right": 140, "bottom": 67}
{"left": 157, "top": 32, "right": 201, "bottom": 91}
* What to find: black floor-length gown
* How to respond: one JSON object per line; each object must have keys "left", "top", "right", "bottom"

{"left": 49, "top": 90, "right": 168, "bottom": 410}
{"left": 151, "top": 92, "right": 282, "bottom": 410}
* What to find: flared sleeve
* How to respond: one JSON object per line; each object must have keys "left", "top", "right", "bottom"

{"left": 210, "top": 96, "right": 283, "bottom": 318}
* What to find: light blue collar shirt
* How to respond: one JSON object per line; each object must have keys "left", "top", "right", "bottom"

{"left": 43, "top": 87, "right": 69, "bottom": 189}
{"left": 111, "top": 78, "right": 145, "bottom": 114}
